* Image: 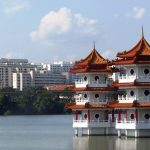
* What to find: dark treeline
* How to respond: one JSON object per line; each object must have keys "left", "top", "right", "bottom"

{"left": 0, "top": 87, "right": 73, "bottom": 115}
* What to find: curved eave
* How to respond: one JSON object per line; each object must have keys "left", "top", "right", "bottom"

{"left": 112, "top": 59, "right": 135, "bottom": 65}
{"left": 116, "top": 37, "right": 150, "bottom": 59}
{"left": 113, "top": 82, "right": 150, "bottom": 87}
{"left": 75, "top": 49, "right": 109, "bottom": 67}
{"left": 65, "top": 103, "right": 111, "bottom": 110}
{"left": 70, "top": 68, "right": 114, "bottom": 74}
{"left": 72, "top": 87, "right": 116, "bottom": 92}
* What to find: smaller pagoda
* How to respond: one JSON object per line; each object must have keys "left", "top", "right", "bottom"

{"left": 66, "top": 46, "right": 117, "bottom": 136}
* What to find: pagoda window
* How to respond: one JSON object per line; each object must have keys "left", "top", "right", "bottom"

{"left": 95, "top": 114, "right": 99, "bottom": 119}
{"left": 130, "top": 69, "right": 134, "bottom": 75}
{"left": 144, "top": 114, "right": 150, "bottom": 119}
{"left": 144, "top": 90, "right": 150, "bottom": 96}
{"left": 130, "top": 114, "right": 134, "bottom": 119}
{"left": 130, "top": 90, "right": 134, "bottom": 96}
{"left": 95, "top": 94, "right": 99, "bottom": 98}
{"left": 84, "top": 76, "right": 87, "bottom": 81}
{"left": 95, "top": 76, "right": 99, "bottom": 81}
{"left": 84, "top": 94, "right": 87, "bottom": 98}
{"left": 144, "top": 69, "right": 149, "bottom": 75}
{"left": 84, "top": 114, "right": 87, "bottom": 119}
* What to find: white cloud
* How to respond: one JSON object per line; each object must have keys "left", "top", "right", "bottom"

{"left": 125, "top": 7, "right": 146, "bottom": 20}
{"left": 30, "top": 7, "right": 97, "bottom": 41}
{"left": 102, "top": 50, "right": 114, "bottom": 59}
{"left": 74, "top": 13, "right": 97, "bottom": 26}
{"left": 31, "top": 7, "right": 72, "bottom": 41}
{"left": 3, "top": 52, "right": 23, "bottom": 59}
{"left": 4, "top": 2, "right": 29, "bottom": 14}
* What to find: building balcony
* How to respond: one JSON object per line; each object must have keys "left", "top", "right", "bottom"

{"left": 116, "top": 120, "right": 150, "bottom": 129}
{"left": 139, "top": 97, "right": 150, "bottom": 102}
{"left": 118, "top": 75, "right": 136, "bottom": 83}
{"left": 75, "top": 79, "right": 88, "bottom": 88}
{"left": 118, "top": 95, "right": 135, "bottom": 103}
{"left": 75, "top": 97, "right": 112, "bottom": 105}
{"left": 75, "top": 79, "right": 110, "bottom": 88}
{"left": 75, "top": 98, "right": 89, "bottom": 104}
{"left": 73, "top": 119, "right": 115, "bottom": 128}
{"left": 136, "top": 75, "right": 150, "bottom": 82}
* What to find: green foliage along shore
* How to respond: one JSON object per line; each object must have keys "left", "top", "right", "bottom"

{"left": 0, "top": 87, "right": 73, "bottom": 115}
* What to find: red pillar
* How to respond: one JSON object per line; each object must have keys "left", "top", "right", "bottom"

{"left": 118, "top": 110, "right": 121, "bottom": 123}
{"left": 112, "top": 110, "right": 114, "bottom": 122}
{"left": 135, "top": 109, "right": 138, "bottom": 122}
{"left": 88, "top": 110, "right": 90, "bottom": 122}
{"left": 75, "top": 111, "right": 78, "bottom": 120}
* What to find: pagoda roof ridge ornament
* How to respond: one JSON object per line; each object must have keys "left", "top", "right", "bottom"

{"left": 142, "top": 25, "right": 144, "bottom": 38}
{"left": 93, "top": 40, "right": 96, "bottom": 50}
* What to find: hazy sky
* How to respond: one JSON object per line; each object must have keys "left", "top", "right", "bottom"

{"left": 0, "top": 0, "right": 149, "bottom": 63}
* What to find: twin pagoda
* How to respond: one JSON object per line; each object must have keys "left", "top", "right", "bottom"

{"left": 66, "top": 33, "right": 150, "bottom": 137}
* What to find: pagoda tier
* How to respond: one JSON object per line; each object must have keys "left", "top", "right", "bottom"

{"left": 112, "top": 35, "right": 150, "bottom": 65}
{"left": 65, "top": 101, "right": 150, "bottom": 110}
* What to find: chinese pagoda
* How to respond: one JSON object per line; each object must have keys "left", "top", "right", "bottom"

{"left": 66, "top": 30, "right": 150, "bottom": 137}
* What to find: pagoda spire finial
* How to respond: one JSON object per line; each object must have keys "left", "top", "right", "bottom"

{"left": 142, "top": 25, "right": 144, "bottom": 38}
{"left": 93, "top": 40, "right": 95, "bottom": 50}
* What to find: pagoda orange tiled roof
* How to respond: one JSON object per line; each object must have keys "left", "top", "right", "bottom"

{"left": 65, "top": 102, "right": 110, "bottom": 110}
{"left": 113, "top": 81, "right": 150, "bottom": 87}
{"left": 75, "top": 49, "right": 109, "bottom": 66}
{"left": 70, "top": 48, "right": 115, "bottom": 73}
{"left": 65, "top": 101, "right": 150, "bottom": 110}
{"left": 112, "top": 34, "right": 150, "bottom": 65}
{"left": 45, "top": 84, "right": 74, "bottom": 91}
{"left": 72, "top": 87, "right": 116, "bottom": 92}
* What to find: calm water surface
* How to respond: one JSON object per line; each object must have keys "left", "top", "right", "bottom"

{"left": 0, "top": 115, "right": 149, "bottom": 150}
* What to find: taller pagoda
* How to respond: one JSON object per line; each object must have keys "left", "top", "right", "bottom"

{"left": 112, "top": 30, "right": 150, "bottom": 137}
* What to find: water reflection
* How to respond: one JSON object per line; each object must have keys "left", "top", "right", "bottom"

{"left": 73, "top": 136, "right": 150, "bottom": 150}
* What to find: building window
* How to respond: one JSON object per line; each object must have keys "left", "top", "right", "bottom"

{"left": 95, "top": 114, "right": 99, "bottom": 119}
{"left": 84, "top": 94, "right": 87, "bottom": 98}
{"left": 130, "top": 69, "right": 134, "bottom": 75}
{"left": 144, "top": 114, "right": 150, "bottom": 119}
{"left": 130, "top": 90, "right": 134, "bottom": 96}
{"left": 84, "top": 76, "right": 87, "bottom": 81}
{"left": 95, "top": 76, "right": 99, "bottom": 81}
{"left": 144, "top": 90, "right": 150, "bottom": 96}
{"left": 144, "top": 69, "right": 149, "bottom": 75}
{"left": 95, "top": 94, "right": 99, "bottom": 98}
{"left": 130, "top": 114, "right": 134, "bottom": 119}
{"left": 84, "top": 114, "right": 87, "bottom": 119}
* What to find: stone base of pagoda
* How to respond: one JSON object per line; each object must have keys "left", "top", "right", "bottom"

{"left": 75, "top": 127, "right": 118, "bottom": 136}
{"left": 118, "top": 129, "right": 150, "bottom": 137}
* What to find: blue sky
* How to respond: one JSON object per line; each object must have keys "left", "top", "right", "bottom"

{"left": 0, "top": 0, "right": 149, "bottom": 63}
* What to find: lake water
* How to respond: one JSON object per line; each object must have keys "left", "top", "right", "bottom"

{"left": 0, "top": 115, "right": 149, "bottom": 150}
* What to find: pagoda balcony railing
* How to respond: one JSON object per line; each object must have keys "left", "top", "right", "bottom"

{"left": 118, "top": 95, "right": 136, "bottom": 103}
{"left": 75, "top": 79, "right": 88, "bottom": 88}
{"left": 89, "top": 80, "right": 108, "bottom": 87}
{"left": 116, "top": 120, "right": 150, "bottom": 129}
{"left": 75, "top": 97, "right": 89, "bottom": 104}
{"left": 136, "top": 75, "right": 150, "bottom": 82}
{"left": 75, "top": 79, "right": 111, "bottom": 88}
{"left": 118, "top": 75, "right": 136, "bottom": 83}
{"left": 139, "top": 97, "right": 150, "bottom": 102}
{"left": 73, "top": 119, "right": 115, "bottom": 128}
